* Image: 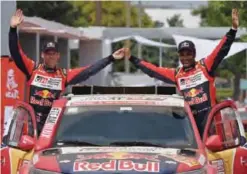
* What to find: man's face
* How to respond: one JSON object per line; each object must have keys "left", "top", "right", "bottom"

{"left": 42, "top": 50, "right": 60, "bottom": 68}
{"left": 179, "top": 49, "right": 195, "bottom": 68}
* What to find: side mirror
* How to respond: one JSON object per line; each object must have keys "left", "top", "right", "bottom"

{"left": 18, "top": 135, "right": 35, "bottom": 151}
{"left": 205, "top": 135, "right": 223, "bottom": 152}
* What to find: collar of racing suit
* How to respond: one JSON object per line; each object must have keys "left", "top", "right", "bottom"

{"left": 43, "top": 64, "right": 57, "bottom": 73}
{"left": 182, "top": 62, "right": 196, "bottom": 72}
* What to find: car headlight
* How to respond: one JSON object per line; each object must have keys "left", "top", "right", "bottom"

{"left": 177, "top": 168, "right": 206, "bottom": 174}
{"left": 29, "top": 168, "right": 61, "bottom": 174}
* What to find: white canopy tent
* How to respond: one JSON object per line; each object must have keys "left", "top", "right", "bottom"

{"left": 109, "top": 35, "right": 176, "bottom": 67}
{"left": 111, "top": 35, "right": 176, "bottom": 48}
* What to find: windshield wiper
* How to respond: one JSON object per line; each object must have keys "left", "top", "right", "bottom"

{"left": 109, "top": 141, "right": 166, "bottom": 148}
{"left": 57, "top": 140, "right": 101, "bottom": 146}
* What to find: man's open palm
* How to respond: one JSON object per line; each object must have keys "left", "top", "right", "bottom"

{"left": 112, "top": 48, "right": 125, "bottom": 59}
{"left": 10, "top": 9, "right": 24, "bottom": 28}
{"left": 232, "top": 9, "right": 239, "bottom": 29}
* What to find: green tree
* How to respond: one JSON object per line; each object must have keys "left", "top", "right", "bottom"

{"left": 167, "top": 14, "right": 184, "bottom": 27}
{"left": 17, "top": 1, "right": 154, "bottom": 69}
{"left": 192, "top": 1, "right": 247, "bottom": 100}
{"left": 17, "top": 1, "right": 81, "bottom": 26}
{"left": 192, "top": 1, "right": 247, "bottom": 27}
{"left": 71, "top": 1, "right": 153, "bottom": 27}
{"left": 70, "top": 1, "right": 155, "bottom": 71}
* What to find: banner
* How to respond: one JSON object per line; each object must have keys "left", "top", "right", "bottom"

{"left": 1, "top": 56, "right": 26, "bottom": 141}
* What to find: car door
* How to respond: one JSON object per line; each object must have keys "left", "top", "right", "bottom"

{"left": 203, "top": 100, "right": 247, "bottom": 174}
{"left": 1, "top": 101, "right": 37, "bottom": 174}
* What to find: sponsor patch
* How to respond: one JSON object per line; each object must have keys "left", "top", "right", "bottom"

{"left": 198, "top": 155, "right": 206, "bottom": 165}
{"left": 160, "top": 154, "right": 200, "bottom": 167}
{"left": 210, "top": 159, "right": 225, "bottom": 174}
{"left": 40, "top": 107, "right": 61, "bottom": 138}
{"left": 178, "top": 71, "right": 208, "bottom": 90}
{"left": 31, "top": 74, "right": 62, "bottom": 90}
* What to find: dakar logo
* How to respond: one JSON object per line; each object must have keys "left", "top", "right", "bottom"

{"left": 5, "top": 69, "right": 19, "bottom": 99}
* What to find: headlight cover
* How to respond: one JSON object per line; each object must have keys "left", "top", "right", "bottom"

{"left": 29, "top": 168, "right": 61, "bottom": 174}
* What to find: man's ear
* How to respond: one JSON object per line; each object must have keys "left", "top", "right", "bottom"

{"left": 41, "top": 52, "right": 44, "bottom": 59}
{"left": 57, "top": 52, "right": 60, "bottom": 60}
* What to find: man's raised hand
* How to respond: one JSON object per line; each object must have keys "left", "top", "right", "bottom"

{"left": 232, "top": 8, "right": 239, "bottom": 30}
{"left": 10, "top": 9, "right": 24, "bottom": 28}
{"left": 112, "top": 48, "right": 125, "bottom": 60}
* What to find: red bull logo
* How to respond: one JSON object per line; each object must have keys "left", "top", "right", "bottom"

{"left": 73, "top": 160, "right": 160, "bottom": 172}
{"left": 34, "top": 90, "right": 55, "bottom": 99}
{"left": 184, "top": 87, "right": 204, "bottom": 98}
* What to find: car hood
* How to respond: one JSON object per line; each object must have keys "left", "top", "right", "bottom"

{"left": 33, "top": 146, "right": 205, "bottom": 173}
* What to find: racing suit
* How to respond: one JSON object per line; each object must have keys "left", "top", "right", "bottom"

{"left": 129, "top": 28, "right": 237, "bottom": 137}
{"left": 9, "top": 27, "right": 114, "bottom": 135}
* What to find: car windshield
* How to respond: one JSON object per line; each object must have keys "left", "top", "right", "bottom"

{"left": 53, "top": 105, "right": 197, "bottom": 149}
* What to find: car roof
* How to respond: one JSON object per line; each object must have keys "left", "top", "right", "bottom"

{"left": 66, "top": 94, "right": 184, "bottom": 107}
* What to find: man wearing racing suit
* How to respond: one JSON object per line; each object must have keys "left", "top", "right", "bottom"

{"left": 9, "top": 9, "right": 125, "bottom": 135}
{"left": 124, "top": 9, "right": 239, "bottom": 137}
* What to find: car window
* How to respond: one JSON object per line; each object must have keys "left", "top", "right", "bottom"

{"left": 8, "top": 107, "right": 34, "bottom": 147}
{"left": 208, "top": 107, "right": 241, "bottom": 149}
{"left": 54, "top": 105, "right": 197, "bottom": 149}
{"left": 240, "top": 112, "right": 247, "bottom": 120}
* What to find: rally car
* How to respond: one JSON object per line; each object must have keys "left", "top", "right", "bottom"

{"left": 1, "top": 86, "right": 247, "bottom": 174}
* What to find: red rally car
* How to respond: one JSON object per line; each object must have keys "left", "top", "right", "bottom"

{"left": 1, "top": 86, "right": 247, "bottom": 174}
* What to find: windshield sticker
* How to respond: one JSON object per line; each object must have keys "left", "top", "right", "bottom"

{"left": 120, "top": 107, "right": 132, "bottom": 111}
{"left": 70, "top": 100, "right": 183, "bottom": 107}
{"left": 67, "top": 95, "right": 184, "bottom": 107}
{"left": 62, "top": 147, "right": 179, "bottom": 155}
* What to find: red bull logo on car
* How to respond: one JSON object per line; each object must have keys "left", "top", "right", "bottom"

{"left": 73, "top": 153, "right": 160, "bottom": 172}
{"left": 73, "top": 160, "right": 160, "bottom": 172}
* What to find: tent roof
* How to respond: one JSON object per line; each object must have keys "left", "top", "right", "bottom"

{"left": 19, "top": 16, "right": 89, "bottom": 40}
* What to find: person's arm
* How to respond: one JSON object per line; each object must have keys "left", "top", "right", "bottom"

{"left": 66, "top": 55, "right": 114, "bottom": 86}
{"left": 203, "top": 28, "right": 237, "bottom": 76}
{"left": 129, "top": 55, "right": 176, "bottom": 84}
{"left": 9, "top": 27, "right": 35, "bottom": 79}
{"left": 204, "top": 9, "right": 239, "bottom": 76}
